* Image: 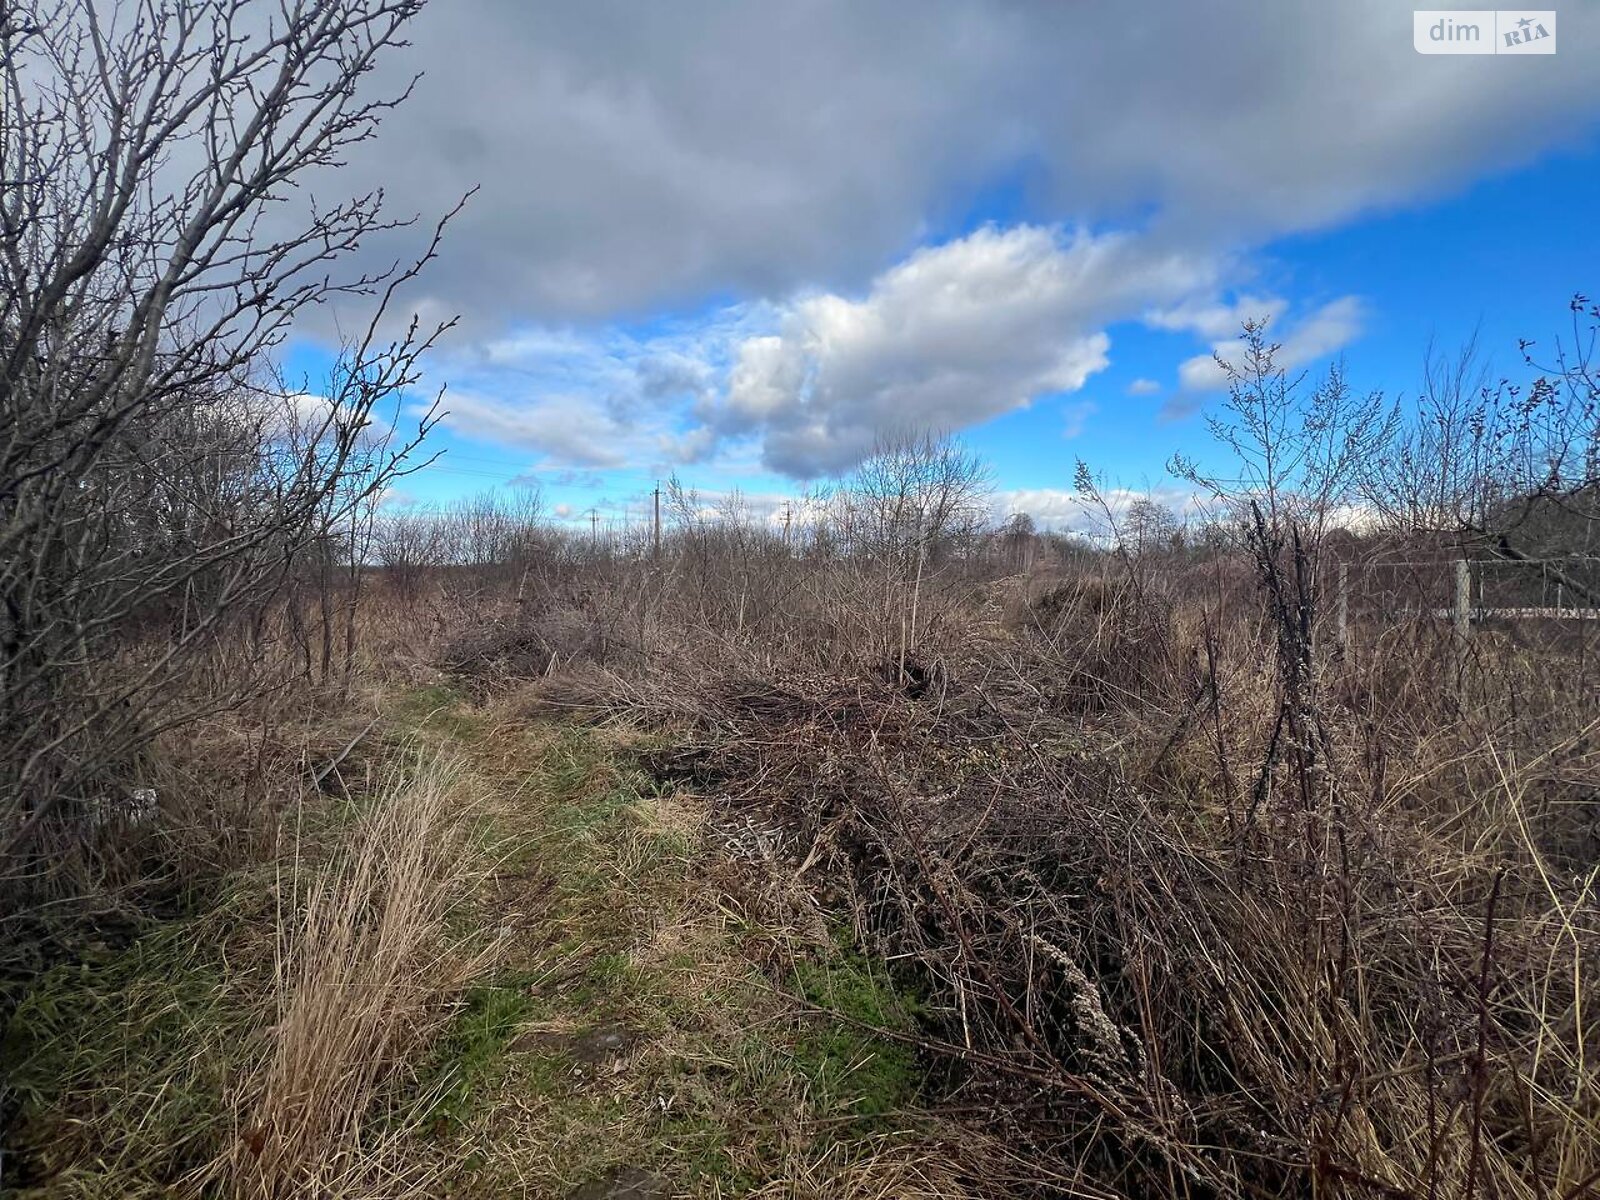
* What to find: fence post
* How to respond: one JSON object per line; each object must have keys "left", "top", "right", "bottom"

{"left": 1336, "top": 561, "right": 1349, "bottom": 652}
{"left": 1453, "top": 559, "right": 1472, "bottom": 639}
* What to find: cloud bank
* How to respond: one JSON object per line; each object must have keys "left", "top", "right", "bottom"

{"left": 315, "top": 1, "right": 1600, "bottom": 480}
{"left": 430, "top": 224, "right": 1228, "bottom": 477}
{"left": 330, "top": 0, "right": 1600, "bottom": 327}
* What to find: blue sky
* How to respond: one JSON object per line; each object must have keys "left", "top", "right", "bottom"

{"left": 281, "top": 2, "right": 1600, "bottom": 533}
{"left": 967, "top": 142, "right": 1600, "bottom": 489}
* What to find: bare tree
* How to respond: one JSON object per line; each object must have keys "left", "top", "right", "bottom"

{"left": 834, "top": 431, "right": 990, "bottom": 679}
{"left": 1362, "top": 335, "right": 1499, "bottom": 535}
{"left": 843, "top": 431, "right": 990, "bottom": 562}
{"left": 373, "top": 499, "right": 445, "bottom": 605}
{"left": 999, "top": 510, "right": 1036, "bottom": 574}
{"left": 1361, "top": 299, "right": 1600, "bottom": 596}
{"left": 1, "top": 0, "right": 454, "bottom": 869}
{"left": 1167, "top": 324, "right": 1391, "bottom": 825}
{"left": 1123, "top": 497, "right": 1182, "bottom": 557}
{"left": 1170, "top": 321, "right": 1394, "bottom": 543}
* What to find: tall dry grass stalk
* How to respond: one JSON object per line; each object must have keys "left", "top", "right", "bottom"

{"left": 213, "top": 754, "right": 496, "bottom": 1199}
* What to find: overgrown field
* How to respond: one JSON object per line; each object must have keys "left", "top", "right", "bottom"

{"left": 5, "top": 530, "right": 1595, "bottom": 1198}
{"left": 474, "top": 551, "right": 1598, "bottom": 1200}
{"left": 5, "top": 3, "right": 1596, "bottom": 1192}
{"left": 1, "top": 681, "right": 988, "bottom": 1197}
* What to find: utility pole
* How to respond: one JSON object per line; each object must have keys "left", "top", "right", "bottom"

{"left": 783, "top": 500, "right": 792, "bottom": 550}
{"left": 590, "top": 508, "right": 599, "bottom": 550}
{"left": 653, "top": 482, "right": 661, "bottom": 562}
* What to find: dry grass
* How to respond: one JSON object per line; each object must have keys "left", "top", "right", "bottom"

{"left": 210, "top": 753, "right": 499, "bottom": 1199}
{"left": 10, "top": 522, "right": 1597, "bottom": 1199}
{"left": 382, "top": 699, "right": 1002, "bottom": 1199}
{"left": 481, "top": 548, "right": 1597, "bottom": 1199}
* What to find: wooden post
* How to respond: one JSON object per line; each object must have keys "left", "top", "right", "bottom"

{"left": 1453, "top": 559, "right": 1472, "bottom": 639}
{"left": 1336, "top": 561, "right": 1349, "bottom": 652}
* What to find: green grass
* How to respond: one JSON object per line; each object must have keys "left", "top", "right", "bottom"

{"left": 417, "top": 974, "right": 542, "bottom": 1129}
{"left": 393, "top": 682, "right": 485, "bottom": 743}
{"left": 790, "top": 949, "right": 924, "bottom": 1124}
{"left": 481, "top": 719, "right": 934, "bottom": 1186}
{"left": 503, "top": 721, "right": 930, "bottom": 1178}
{"left": 0, "top": 921, "right": 258, "bottom": 1195}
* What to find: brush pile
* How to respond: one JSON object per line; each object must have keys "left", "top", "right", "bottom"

{"left": 609, "top": 601, "right": 1598, "bottom": 1199}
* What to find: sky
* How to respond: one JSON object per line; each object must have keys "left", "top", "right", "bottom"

{"left": 281, "top": 1, "right": 1600, "bottom": 533}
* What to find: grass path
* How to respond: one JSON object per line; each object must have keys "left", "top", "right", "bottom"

{"left": 398, "top": 685, "right": 969, "bottom": 1198}
{"left": 2, "top": 683, "right": 973, "bottom": 1198}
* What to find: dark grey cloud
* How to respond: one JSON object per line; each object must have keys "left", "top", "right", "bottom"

{"left": 317, "top": 0, "right": 1600, "bottom": 332}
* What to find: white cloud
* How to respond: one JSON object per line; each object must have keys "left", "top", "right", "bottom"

{"left": 1175, "top": 295, "right": 1366, "bottom": 394}
{"left": 999, "top": 488, "right": 1101, "bottom": 533}
{"left": 1148, "top": 293, "right": 1286, "bottom": 340}
{"left": 427, "top": 223, "right": 1227, "bottom": 478}
{"left": 437, "top": 391, "right": 676, "bottom": 469}
{"left": 419, "top": 303, "right": 768, "bottom": 471}
{"left": 415, "top": 217, "right": 1395, "bottom": 481}
{"left": 996, "top": 484, "right": 1199, "bottom": 535}
{"left": 416, "top": 221, "right": 1381, "bottom": 478}
{"left": 701, "top": 224, "right": 1218, "bottom": 475}
{"left": 1278, "top": 295, "right": 1366, "bottom": 362}
{"left": 1176, "top": 357, "right": 1227, "bottom": 393}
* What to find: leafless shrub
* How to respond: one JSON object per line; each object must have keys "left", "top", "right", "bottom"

{"left": 0, "top": 0, "right": 453, "bottom": 885}
{"left": 1361, "top": 300, "right": 1600, "bottom": 595}
{"left": 606, "top": 583, "right": 1596, "bottom": 1197}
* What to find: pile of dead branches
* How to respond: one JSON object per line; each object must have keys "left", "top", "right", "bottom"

{"left": 624, "top": 640, "right": 1596, "bottom": 1200}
